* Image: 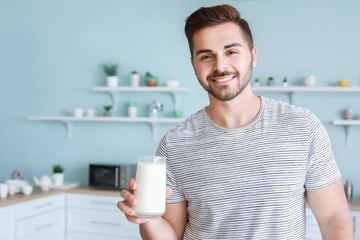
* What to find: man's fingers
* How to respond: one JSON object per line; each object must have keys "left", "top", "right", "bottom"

{"left": 128, "top": 178, "right": 137, "bottom": 191}
{"left": 120, "top": 189, "right": 137, "bottom": 205}
{"left": 117, "top": 200, "right": 135, "bottom": 216}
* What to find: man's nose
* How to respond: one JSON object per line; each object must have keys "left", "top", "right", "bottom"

{"left": 213, "top": 55, "right": 229, "bottom": 72}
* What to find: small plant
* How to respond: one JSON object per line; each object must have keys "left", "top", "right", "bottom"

{"left": 104, "top": 105, "right": 113, "bottom": 111}
{"left": 102, "top": 63, "right": 118, "bottom": 76}
{"left": 53, "top": 164, "right": 64, "bottom": 173}
{"left": 255, "top": 78, "right": 260, "bottom": 83}
{"left": 131, "top": 70, "right": 138, "bottom": 74}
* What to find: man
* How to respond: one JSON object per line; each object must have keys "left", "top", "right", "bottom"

{"left": 118, "top": 4, "right": 354, "bottom": 239}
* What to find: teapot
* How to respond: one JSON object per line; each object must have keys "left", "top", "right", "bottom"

{"left": 33, "top": 174, "right": 52, "bottom": 191}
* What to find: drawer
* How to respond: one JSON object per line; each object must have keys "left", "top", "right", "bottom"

{"left": 14, "top": 193, "right": 65, "bottom": 220}
{"left": 16, "top": 208, "right": 65, "bottom": 240}
{"left": 67, "top": 208, "right": 139, "bottom": 237}
{"left": 67, "top": 232, "right": 141, "bottom": 240}
{"left": 66, "top": 193, "right": 122, "bottom": 211}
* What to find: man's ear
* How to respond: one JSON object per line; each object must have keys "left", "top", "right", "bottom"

{"left": 251, "top": 46, "right": 258, "bottom": 67}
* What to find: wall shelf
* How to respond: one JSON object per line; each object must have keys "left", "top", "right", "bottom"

{"left": 332, "top": 120, "right": 360, "bottom": 146}
{"left": 92, "top": 86, "right": 190, "bottom": 110}
{"left": 252, "top": 86, "right": 360, "bottom": 104}
{"left": 27, "top": 116, "right": 185, "bottom": 140}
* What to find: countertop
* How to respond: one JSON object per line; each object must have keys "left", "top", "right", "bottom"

{"left": 1, "top": 185, "right": 360, "bottom": 211}
{"left": 0, "top": 185, "right": 122, "bottom": 207}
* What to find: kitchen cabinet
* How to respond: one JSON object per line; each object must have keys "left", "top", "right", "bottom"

{"left": 0, "top": 205, "right": 14, "bottom": 240}
{"left": 66, "top": 193, "right": 141, "bottom": 240}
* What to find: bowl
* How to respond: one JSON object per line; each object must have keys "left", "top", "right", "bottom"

{"left": 166, "top": 81, "right": 180, "bottom": 88}
{"left": 22, "top": 185, "right": 33, "bottom": 196}
{"left": 338, "top": 79, "right": 351, "bottom": 87}
{"left": 145, "top": 78, "right": 158, "bottom": 86}
{"left": 5, "top": 179, "right": 30, "bottom": 193}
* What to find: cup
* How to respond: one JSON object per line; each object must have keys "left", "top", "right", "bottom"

{"left": 303, "top": 75, "right": 317, "bottom": 87}
{"left": 8, "top": 185, "right": 16, "bottom": 195}
{"left": 343, "top": 109, "right": 354, "bottom": 120}
{"left": 22, "top": 185, "right": 33, "bottom": 196}
{"left": 86, "top": 109, "right": 96, "bottom": 117}
{"left": 128, "top": 107, "right": 138, "bottom": 118}
{"left": 0, "top": 183, "right": 9, "bottom": 199}
{"left": 133, "top": 155, "right": 166, "bottom": 218}
{"left": 69, "top": 108, "right": 84, "bottom": 117}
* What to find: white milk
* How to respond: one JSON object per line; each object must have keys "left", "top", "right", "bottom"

{"left": 133, "top": 162, "right": 166, "bottom": 217}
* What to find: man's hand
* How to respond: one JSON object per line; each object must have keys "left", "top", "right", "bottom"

{"left": 117, "top": 178, "right": 172, "bottom": 224}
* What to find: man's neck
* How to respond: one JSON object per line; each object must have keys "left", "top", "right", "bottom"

{"left": 205, "top": 87, "right": 261, "bottom": 129}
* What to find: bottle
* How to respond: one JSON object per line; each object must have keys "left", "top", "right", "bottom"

{"left": 344, "top": 179, "right": 353, "bottom": 204}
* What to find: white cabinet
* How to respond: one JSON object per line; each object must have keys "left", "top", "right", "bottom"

{"left": 0, "top": 205, "right": 15, "bottom": 240}
{"left": 66, "top": 193, "right": 141, "bottom": 240}
{"left": 353, "top": 211, "right": 360, "bottom": 240}
{"left": 13, "top": 193, "right": 65, "bottom": 240}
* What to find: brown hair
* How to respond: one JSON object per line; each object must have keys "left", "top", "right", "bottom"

{"left": 185, "top": 4, "right": 254, "bottom": 57}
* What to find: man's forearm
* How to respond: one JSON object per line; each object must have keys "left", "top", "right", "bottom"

{"left": 140, "top": 217, "right": 179, "bottom": 240}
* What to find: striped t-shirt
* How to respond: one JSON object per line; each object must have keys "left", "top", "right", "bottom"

{"left": 156, "top": 97, "right": 341, "bottom": 240}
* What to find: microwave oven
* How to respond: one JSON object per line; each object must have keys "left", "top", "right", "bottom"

{"left": 89, "top": 164, "right": 136, "bottom": 190}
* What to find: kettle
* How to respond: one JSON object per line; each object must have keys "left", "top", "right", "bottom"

{"left": 149, "top": 101, "right": 164, "bottom": 118}
{"left": 33, "top": 174, "right": 52, "bottom": 191}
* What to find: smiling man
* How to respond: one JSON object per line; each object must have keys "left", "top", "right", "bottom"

{"left": 118, "top": 4, "right": 354, "bottom": 239}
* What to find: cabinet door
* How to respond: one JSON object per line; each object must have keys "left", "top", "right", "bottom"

{"left": 352, "top": 210, "right": 360, "bottom": 240}
{"left": 16, "top": 208, "right": 65, "bottom": 240}
{"left": 67, "top": 232, "right": 140, "bottom": 240}
{"left": 306, "top": 208, "right": 322, "bottom": 240}
{"left": 0, "top": 206, "right": 14, "bottom": 240}
{"left": 14, "top": 193, "right": 65, "bottom": 220}
{"left": 66, "top": 193, "right": 141, "bottom": 239}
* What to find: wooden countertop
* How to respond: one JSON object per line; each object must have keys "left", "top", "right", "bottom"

{"left": 1, "top": 185, "right": 360, "bottom": 211}
{"left": 0, "top": 185, "right": 122, "bottom": 207}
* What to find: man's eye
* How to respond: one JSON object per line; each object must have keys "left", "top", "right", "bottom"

{"left": 227, "top": 50, "right": 238, "bottom": 55}
{"left": 201, "top": 55, "right": 212, "bottom": 60}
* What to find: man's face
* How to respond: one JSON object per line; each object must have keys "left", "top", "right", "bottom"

{"left": 191, "top": 22, "right": 257, "bottom": 101}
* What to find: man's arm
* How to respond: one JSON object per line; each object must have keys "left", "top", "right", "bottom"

{"left": 118, "top": 178, "right": 187, "bottom": 240}
{"left": 140, "top": 201, "right": 187, "bottom": 240}
{"left": 306, "top": 179, "right": 354, "bottom": 240}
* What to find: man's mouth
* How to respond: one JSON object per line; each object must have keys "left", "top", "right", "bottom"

{"left": 212, "top": 75, "right": 235, "bottom": 84}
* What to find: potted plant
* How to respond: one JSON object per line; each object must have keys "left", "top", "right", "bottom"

{"left": 254, "top": 78, "right": 260, "bottom": 87}
{"left": 53, "top": 164, "right": 64, "bottom": 187}
{"left": 104, "top": 105, "right": 112, "bottom": 117}
{"left": 128, "top": 101, "right": 138, "bottom": 118}
{"left": 145, "top": 71, "right": 158, "bottom": 86}
{"left": 267, "top": 76, "right": 275, "bottom": 86}
{"left": 282, "top": 77, "right": 288, "bottom": 87}
{"left": 102, "top": 63, "right": 119, "bottom": 88}
{"left": 130, "top": 71, "right": 140, "bottom": 87}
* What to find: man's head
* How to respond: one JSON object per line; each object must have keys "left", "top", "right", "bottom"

{"left": 185, "top": 4, "right": 254, "bottom": 58}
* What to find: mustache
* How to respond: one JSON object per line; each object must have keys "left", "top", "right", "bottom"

{"left": 207, "top": 70, "right": 238, "bottom": 80}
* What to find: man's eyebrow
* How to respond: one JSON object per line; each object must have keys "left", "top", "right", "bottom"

{"left": 195, "top": 49, "right": 212, "bottom": 56}
{"left": 224, "top": 43, "right": 242, "bottom": 49}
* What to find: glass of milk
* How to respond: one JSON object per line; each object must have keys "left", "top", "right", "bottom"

{"left": 133, "top": 155, "right": 166, "bottom": 218}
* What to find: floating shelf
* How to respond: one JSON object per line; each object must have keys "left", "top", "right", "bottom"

{"left": 253, "top": 86, "right": 360, "bottom": 104}
{"left": 27, "top": 116, "right": 185, "bottom": 140}
{"left": 92, "top": 86, "right": 190, "bottom": 110}
{"left": 332, "top": 120, "right": 360, "bottom": 146}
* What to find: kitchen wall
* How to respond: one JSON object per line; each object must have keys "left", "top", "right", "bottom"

{"left": 1, "top": 0, "right": 360, "bottom": 195}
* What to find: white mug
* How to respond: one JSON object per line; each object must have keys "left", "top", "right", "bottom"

{"left": 0, "top": 183, "right": 9, "bottom": 199}
{"left": 303, "top": 75, "right": 317, "bottom": 87}
{"left": 128, "top": 107, "right": 138, "bottom": 118}
{"left": 86, "top": 109, "right": 96, "bottom": 117}
{"left": 69, "top": 108, "right": 84, "bottom": 117}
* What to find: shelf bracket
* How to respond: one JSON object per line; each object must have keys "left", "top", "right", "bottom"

{"left": 289, "top": 92, "right": 295, "bottom": 104}
{"left": 345, "top": 125, "right": 351, "bottom": 146}
{"left": 148, "top": 122, "right": 156, "bottom": 141}
{"left": 107, "top": 92, "right": 117, "bottom": 110}
{"left": 61, "top": 120, "right": 72, "bottom": 139}
{"left": 171, "top": 92, "right": 179, "bottom": 110}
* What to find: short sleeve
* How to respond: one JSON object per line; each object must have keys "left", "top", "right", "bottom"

{"left": 156, "top": 134, "right": 185, "bottom": 203}
{"left": 305, "top": 110, "right": 341, "bottom": 190}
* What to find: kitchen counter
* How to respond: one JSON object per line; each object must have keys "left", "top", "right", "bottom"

{"left": 0, "top": 185, "right": 122, "bottom": 207}
{"left": 1, "top": 186, "right": 360, "bottom": 211}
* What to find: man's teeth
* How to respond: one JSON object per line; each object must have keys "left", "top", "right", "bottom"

{"left": 216, "top": 76, "right": 233, "bottom": 82}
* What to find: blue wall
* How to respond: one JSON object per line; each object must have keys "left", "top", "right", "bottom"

{"left": 1, "top": 0, "right": 360, "bottom": 195}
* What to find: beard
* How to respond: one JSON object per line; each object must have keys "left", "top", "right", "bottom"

{"left": 197, "top": 61, "right": 253, "bottom": 101}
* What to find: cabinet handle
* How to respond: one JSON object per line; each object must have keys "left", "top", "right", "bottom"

{"left": 89, "top": 201, "right": 113, "bottom": 206}
{"left": 34, "top": 223, "right": 54, "bottom": 231}
{"left": 89, "top": 220, "right": 121, "bottom": 226}
{"left": 34, "top": 202, "right": 53, "bottom": 209}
